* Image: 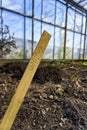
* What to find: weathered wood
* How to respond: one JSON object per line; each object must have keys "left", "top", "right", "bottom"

{"left": 0, "top": 30, "right": 51, "bottom": 130}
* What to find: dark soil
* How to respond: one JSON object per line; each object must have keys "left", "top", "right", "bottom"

{"left": 0, "top": 62, "right": 87, "bottom": 130}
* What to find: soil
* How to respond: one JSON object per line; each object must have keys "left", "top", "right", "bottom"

{"left": 0, "top": 62, "right": 87, "bottom": 130}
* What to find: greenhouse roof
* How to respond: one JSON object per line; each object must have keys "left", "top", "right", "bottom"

{"left": 65, "top": 0, "right": 87, "bottom": 12}
{"left": 74, "top": 0, "right": 87, "bottom": 9}
{"left": 73, "top": 0, "right": 87, "bottom": 11}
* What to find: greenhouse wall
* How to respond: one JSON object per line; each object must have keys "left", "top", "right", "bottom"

{"left": 0, "top": 0, "right": 87, "bottom": 60}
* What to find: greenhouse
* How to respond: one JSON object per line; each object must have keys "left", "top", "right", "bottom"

{"left": 0, "top": 0, "right": 87, "bottom": 60}
{"left": 0, "top": 1, "right": 87, "bottom": 130}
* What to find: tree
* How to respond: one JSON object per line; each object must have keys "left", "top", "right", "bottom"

{"left": 0, "top": 18, "right": 16, "bottom": 58}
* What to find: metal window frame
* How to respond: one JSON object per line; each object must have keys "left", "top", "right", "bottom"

{"left": 0, "top": 0, "right": 87, "bottom": 60}
{"left": 83, "top": 15, "right": 87, "bottom": 60}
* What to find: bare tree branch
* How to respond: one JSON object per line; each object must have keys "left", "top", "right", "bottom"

{"left": 0, "top": 18, "right": 16, "bottom": 58}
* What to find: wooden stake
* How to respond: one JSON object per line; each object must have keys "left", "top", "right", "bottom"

{"left": 0, "top": 30, "right": 51, "bottom": 130}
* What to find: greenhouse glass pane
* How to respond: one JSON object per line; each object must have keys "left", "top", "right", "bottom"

{"left": 26, "top": 0, "right": 32, "bottom": 16}
{"left": 0, "top": 9, "right": 1, "bottom": 27}
{"left": 73, "top": 33, "right": 81, "bottom": 59}
{"left": 83, "top": 16, "right": 86, "bottom": 34}
{"left": 65, "top": 31, "right": 74, "bottom": 59}
{"left": 0, "top": 0, "right": 1, "bottom": 6}
{"left": 42, "top": 0, "right": 55, "bottom": 24}
{"left": 56, "top": 1, "right": 66, "bottom": 27}
{"left": 34, "top": 0, "right": 41, "bottom": 19}
{"left": 2, "top": 0, "right": 24, "bottom": 13}
{"left": 84, "top": 36, "right": 87, "bottom": 59}
{"left": 42, "top": 23, "right": 54, "bottom": 59}
{"left": 55, "top": 28, "right": 64, "bottom": 59}
{"left": 75, "top": 12, "right": 82, "bottom": 33}
{"left": 59, "top": 0, "right": 66, "bottom": 4}
{"left": 34, "top": 20, "right": 41, "bottom": 51}
{"left": 25, "top": 18, "right": 32, "bottom": 59}
{"left": 67, "top": 8, "right": 75, "bottom": 30}
{"left": 2, "top": 11, "right": 24, "bottom": 59}
{"left": 80, "top": 35, "right": 84, "bottom": 59}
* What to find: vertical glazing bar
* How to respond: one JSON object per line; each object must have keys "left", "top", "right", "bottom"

{"left": 24, "top": 0, "right": 26, "bottom": 59}
{"left": 63, "top": 2, "right": 68, "bottom": 60}
{"left": 32, "top": 0, "right": 34, "bottom": 56}
{"left": 0, "top": 0, "right": 2, "bottom": 28}
{"left": 41, "top": 0, "right": 43, "bottom": 34}
{"left": 72, "top": 9, "right": 76, "bottom": 60}
{"left": 1, "top": 1, "right": 4, "bottom": 57}
{"left": 53, "top": 0, "right": 56, "bottom": 60}
{"left": 79, "top": 14, "right": 83, "bottom": 60}
{"left": 83, "top": 14, "right": 87, "bottom": 60}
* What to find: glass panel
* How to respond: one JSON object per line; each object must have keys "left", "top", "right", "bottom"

{"left": 42, "top": 0, "right": 55, "bottom": 24}
{"left": 59, "top": 0, "right": 66, "bottom": 4}
{"left": 34, "top": 0, "right": 41, "bottom": 19}
{"left": 84, "top": 5, "right": 87, "bottom": 10}
{"left": 42, "top": 23, "right": 54, "bottom": 59}
{"left": 65, "top": 31, "right": 74, "bottom": 59}
{"left": 67, "top": 8, "right": 75, "bottom": 30}
{"left": 73, "top": 33, "right": 81, "bottom": 59}
{"left": 75, "top": 12, "right": 82, "bottom": 32}
{"left": 76, "top": 8, "right": 82, "bottom": 15}
{"left": 2, "top": 11, "right": 24, "bottom": 59}
{"left": 68, "top": 4, "right": 75, "bottom": 10}
{"left": 56, "top": 1, "right": 66, "bottom": 27}
{"left": 0, "top": 11, "right": 2, "bottom": 40}
{"left": 80, "top": 35, "right": 84, "bottom": 59}
{"left": 25, "top": 18, "right": 32, "bottom": 59}
{"left": 84, "top": 36, "right": 87, "bottom": 59}
{"left": 0, "top": 0, "right": 2, "bottom": 6}
{"left": 83, "top": 16, "right": 86, "bottom": 34}
{"left": 0, "top": 9, "right": 1, "bottom": 26}
{"left": 34, "top": 20, "right": 41, "bottom": 51}
{"left": 26, "top": 0, "right": 32, "bottom": 16}
{"left": 55, "top": 28, "right": 64, "bottom": 59}
{"left": 2, "top": 0, "right": 24, "bottom": 13}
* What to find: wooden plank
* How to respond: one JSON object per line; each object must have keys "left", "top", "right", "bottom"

{"left": 0, "top": 30, "right": 51, "bottom": 130}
